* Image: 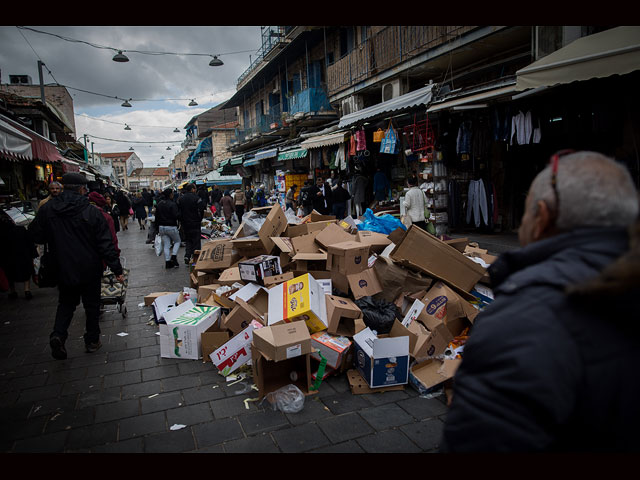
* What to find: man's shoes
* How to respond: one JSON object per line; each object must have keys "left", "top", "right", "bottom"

{"left": 50, "top": 336, "right": 67, "bottom": 360}
{"left": 165, "top": 260, "right": 174, "bottom": 269}
{"left": 170, "top": 255, "right": 180, "bottom": 268}
{"left": 25, "top": 291, "right": 33, "bottom": 300}
{"left": 184, "top": 256, "right": 190, "bottom": 265}
{"left": 85, "top": 341, "right": 102, "bottom": 353}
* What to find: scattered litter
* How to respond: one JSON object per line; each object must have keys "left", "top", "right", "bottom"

{"left": 170, "top": 424, "right": 187, "bottom": 431}
{"left": 138, "top": 302, "right": 145, "bottom": 307}
{"left": 117, "top": 332, "right": 129, "bottom": 337}
{"left": 244, "top": 397, "right": 260, "bottom": 409}
{"left": 4, "top": 321, "right": 9, "bottom": 324}
{"left": 31, "top": 406, "right": 42, "bottom": 415}
{"left": 148, "top": 393, "right": 159, "bottom": 398}
{"left": 50, "top": 412, "right": 62, "bottom": 421}
{"left": 155, "top": 332, "right": 160, "bottom": 335}
{"left": 211, "top": 385, "right": 218, "bottom": 389}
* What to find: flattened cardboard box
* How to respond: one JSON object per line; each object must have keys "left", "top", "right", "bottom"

{"left": 390, "top": 225, "right": 485, "bottom": 293}
{"left": 347, "top": 369, "right": 404, "bottom": 395}
{"left": 409, "top": 358, "right": 461, "bottom": 395}
{"left": 195, "top": 238, "right": 241, "bottom": 273}
{"left": 356, "top": 230, "right": 392, "bottom": 254}
{"left": 315, "top": 222, "right": 357, "bottom": 249}
{"left": 263, "top": 271, "right": 294, "bottom": 287}
{"left": 252, "top": 320, "right": 312, "bottom": 362}
{"left": 217, "top": 267, "right": 243, "bottom": 286}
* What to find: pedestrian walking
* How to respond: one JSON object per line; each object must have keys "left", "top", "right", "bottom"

{"left": 37, "top": 181, "right": 63, "bottom": 210}
{"left": 285, "top": 184, "right": 298, "bottom": 212}
{"left": 331, "top": 179, "right": 351, "bottom": 220}
{"left": 88, "top": 192, "right": 120, "bottom": 258}
{"left": 28, "top": 173, "right": 124, "bottom": 360}
{"left": 310, "top": 176, "right": 333, "bottom": 215}
{"left": 141, "top": 188, "right": 152, "bottom": 215}
{"left": 0, "top": 210, "right": 38, "bottom": 300}
{"left": 298, "top": 181, "right": 314, "bottom": 216}
{"left": 234, "top": 188, "right": 246, "bottom": 222}
{"left": 211, "top": 186, "right": 223, "bottom": 218}
{"left": 155, "top": 187, "right": 181, "bottom": 269}
{"left": 133, "top": 192, "right": 148, "bottom": 230}
{"left": 114, "top": 190, "right": 131, "bottom": 231}
{"left": 220, "top": 190, "right": 235, "bottom": 227}
{"left": 245, "top": 185, "right": 254, "bottom": 211}
{"left": 177, "top": 183, "right": 205, "bottom": 265}
{"left": 441, "top": 151, "right": 640, "bottom": 452}
{"left": 104, "top": 194, "right": 120, "bottom": 233}
{"left": 402, "top": 175, "right": 429, "bottom": 231}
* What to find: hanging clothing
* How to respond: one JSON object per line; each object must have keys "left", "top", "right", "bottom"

{"left": 336, "top": 144, "right": 347, "bottom": 171}
{"left": 456, "top": 121, "right": 473, "bottom": 155}
{"left": 349, "top": 135, "right": 357, "bottom": 156}
{"left": 510, "top": 110, "right": 533, "bottom": 145}
{"left": 466, "top": 179, "right": 489, "bottom": 228}
{"left": 356, "top": 128, "right": 366, "bottom": 151}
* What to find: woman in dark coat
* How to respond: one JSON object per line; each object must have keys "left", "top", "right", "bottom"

{"left": 0, "top": 211, "right": 38, "bottom": 300}
{"left": 104, "top": 194, "right": 120, "bottom": 233}
{"left": 220, "top": 190, "right": 235, "bottom": 227}
{"left": 114, "top": 190, "right": 131, "bottom": 231}
{"left": 133, "top": 192, "right": 148, "bottom": 230}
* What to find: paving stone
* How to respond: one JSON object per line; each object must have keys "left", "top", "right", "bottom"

{"left": 45, "top": 367, "right": 88, "bottom": 386}
{"left": 161, "top": 373, "right": 201, "bottom": 392}
{"left": 356, "top": 429, "right": 422, "bottom": 453}
{"left": 65, "top": 422, "right": 119, "bottom": 450}
{"left": 86, "top": 361, "right": 125, "bottom": 378}
{"left": 271, "top": 423, "right": 332, "bottom": 453}
{"left": 362, "top": 389, "right": 412, "bottom": 405}
{"left": 223, "top": 432, "right": 280, "bottom": 453}
{"left": 12, "top": 430, "right": 68, "bottom": 453}
{"left": 399, "top": 418, "right": 446, "bottom": 452}
{"left": 122, "top": 379, "right": 163, "bottom": 399}
{"left": 1, "top": 416, "right": 47, "bottom": 442}
{"left": 358, "top": 403, "right": 416, "bottom": 431}
{"left": 92, "top": 437, "right": 144, "bottom": 453}
{"left": 102, "top": 370, "right": 142, "bottom": 388}
{"left": 77, "top": 386, "right": 122, "bottom": 408}
{"left": 181, "top": 384, "right": 225, "bottom": 404}
{"left": 317, "top": 411, "right": 374, "bottom": 443}
{"left": 141, "top": 364, "right": 180, "bottom": 382}
{"left": 144, "top": 428, "right": 196, "bottom": 453}
{"left": 166, "top": 402, "right": 214, "bottom": 427}
{"left": 17, "top": 383, "right": 63, "bottom": 403}
{"left": 107, "top": 348, "right": 141, "bottom": 363}
{"left": 60, "top": 377, "right": 103, "bottom": 396}
{"left": 140, "top": 391, "right": 183, "bottom": 414}
{"left": 238, "top": 409, "right": 290, "bottom": 435}
{"left": 27, "top": 395, "right": 79, "bottom": 419}
{"left": 321, "top": 391, "right": 372, "bottom": 415}
{"left": 310, "top": 439, "right": 366, "bottom": 453}
{"left": 192, "top": 418, "right": 244, "bottom": 448}
{"left": 397, "top": 395, "right": 449, "bottom": 420}
{"left": 94, "top": 398, "right": 140, "bottom": 423}
{"left": 124, "top": 355, "right": 160, "bottom": 371}
{"left": 119, "top": 411, "right": 167, "bottom": 440}
{"left": 285, "top": 396, "right": 333, "bottom": 425}
{"left": 209, "top": 395, "right": 261, "bottom": 419}
{"left": 44, "top": 407, "right": 95, "bottom": 433}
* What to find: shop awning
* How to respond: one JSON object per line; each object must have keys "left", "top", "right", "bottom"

{"left": 230, "top": 156, "right": 244, "bottom": 166}
{"left": 516, "top": 26, "right": 640, "bottom": 91}
{"left": 12, "top": 122, "right": 65, "bottom": 164}
{"left": 0, "top": 117, "right": 33, "bottom": 161}
{"left": 427, "top": 83, "right": 517, "bottom": 113}
{"left": 277, "top": 148, "right": 308, "bottom": 161}
{"left": 253, "top": 148, "right": 278, "bottom": 161}
{"left": 61, "top": 158, "right": 80, "bottom": 173}
{"left": 300, "top": 131, "right": 347, "bottom": 149}
{"left": 204, "top": 170, "right": 243, "bottom": 185}
{"left": 338, "top": 84, "right": 434, "bottom": 128}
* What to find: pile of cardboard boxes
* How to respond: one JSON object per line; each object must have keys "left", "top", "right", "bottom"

{"left": 145, "top": 204, "right": 497, "bottom": 404}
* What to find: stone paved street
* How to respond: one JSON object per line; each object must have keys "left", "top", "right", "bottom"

{"left": 0, "top": 217, "right": 449, "bottom": 453}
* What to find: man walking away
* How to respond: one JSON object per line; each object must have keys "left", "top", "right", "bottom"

{"left": 299, "top": 181, "right": 314, "bottom": 216}
{"left": 441, "top": 151, "right": 640, "bottom": 452}
{"left": 211, "top": 186, "right": 223, "bottom": 218}
{"left": 177, "top": 183, "right": 205, "bottom": 265}
{"left": 155, "top": 188, "right": 182, "bottom": 269}
{"left": 29, "top": 173, "right": 124, "bottom": 360}
{"left": 331, "top": 180, "right": 351, "bottom": 220}
{"left": 234, "top": 188, "right": 246, "bottom": 223}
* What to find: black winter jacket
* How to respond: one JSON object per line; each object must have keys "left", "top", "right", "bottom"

{"left": 155, "top": 198, "right": 179, "bottom": 227}
{"left": 28, "top": 190, "right": 122, "bottom": 286}
{"left": 177, "top": 192, "right": 205, "bottom": 229}
{"left": 441, "top": 226, "right": 640, "bottom": 452}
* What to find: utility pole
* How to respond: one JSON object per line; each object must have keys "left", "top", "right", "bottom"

{"left": 37, "top": 61, "right": 46, "bottom": 105}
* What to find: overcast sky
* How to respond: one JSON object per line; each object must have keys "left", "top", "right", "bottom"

{"left": 0, "top": 26, "right": 261, "bottom": 166}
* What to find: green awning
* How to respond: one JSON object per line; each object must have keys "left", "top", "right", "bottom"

{"left": 277, "top": 148, "right": 308, "bottom": 161}
{"left": 230, "top": 156, "right": 244, "bottom": 165}
{"left": 219, "top": 158, "right": 230, "bottom": 167}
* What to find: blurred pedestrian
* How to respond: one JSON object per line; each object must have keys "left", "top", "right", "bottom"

{"left": 331, "top": 179, "right": 351, "bottom": 220}
{"left": 133, "top": 192, "right": 148, "bottom": 230}
{"left": 234, "top": 187, "right": 246, "bottom": 222}
{"left": 0, "top": 210, "right": 38, "bottom": 300}
{"left": 220, "top": 190, "right": 235, "bottom": 227}
{"left": 286, "top": 184, "right": 298, "bottom": 211}
{"left": 155, "top": 188, "right": 181, "bottom": 269}
{"left": 114, "top": 190, "right": 131, "bottom": 231}
{"left": 177, "top": 183, "right": 205, "bottom": 265}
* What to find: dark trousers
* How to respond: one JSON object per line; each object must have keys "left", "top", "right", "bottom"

{"left": 332, "top": 203, "right": 346, "bottom": 220}
{"left": 235, "top": 205, "right": 245, "bottom": 222}
{"left": 184, "top": 226, "right": 202, "bottom": 260}
{"left": 413, "top": 220, "right": 428, "bottom": 231}
{"left": 52, "top": 277, "right": 102, "bottom": 345}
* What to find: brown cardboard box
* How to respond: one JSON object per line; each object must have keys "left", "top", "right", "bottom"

{"left": 201, "top": 326, "right": 232, "bottom": 363}
{"left": 271, "top": 237, "right": 295, "bottom": 255}
{"left": 217, "top": 267, "right": 243, "bottom": 286}
{"left": 195, "top": 238, "right": 241, "bottom": 273}
{"left": 285, "top": 220, "right": 334, "bottom": 238}
{"left": 423, "top": 281, "right": 479, "bottom": 325}
{"left": 443, "top": 237, "right": 468, "bottom": 253}
{"left": 291, "top": 252, "right": 328, "bottom": 273}
{"left": 372, "top": 256, "right": 433, "bottom": 303}
{"left": 190, "top": 272, "right": 198, "bottom": 289}
{"left": 197, "top": 271, "right": 218, "bottom": 287}
{"left": 356, "top": 230, "right": 392, "bottom": 254}
{"left": 291, "top": 231, "right": 321, "bottom": 254}
{"left": 197, "top": 284, "right": 220, "bottom": 303}
{"left": 347, "top": 369, "right": 404, "bottom": 395}
{"left": 347, "top": 268, "right": 383, "bottom": 300}
{"left": 222, "top": 295, "right": 267, "bottom": 335}
{"left": 144, "top": 292, "right": 177, "bottom": 307}
{"left": 263, "top": 272, "right": 294, "bottom": 287}
{"left": 390, "top": 225, "right": 485, "bottom": 293}
{"left": 409, "top": 358, "right": 461, "bottom": 394}
{"left": 326, "top": 241, "right": 370, "bottom": 275}
{"left": 309, "top": 212, "right": 336, "bottom": 222}
{"left": 387, "top": 227, "right": 407, "bottom": 245}
{"left": 310, "top": 331, "right": 352, "bottom": 370}
{"left": 252, "top": 320, "right": 313, "bottom": 362}
{"left": 314, "top": 223, "right": 357, "bottom": 249}
{"left": 232, "top": 205, "right": 287, "bottom": 257}
{"left": 325, "top": 295, "right": 363, "bottom": 337}
{"left": 251, "top": 345, "right": 312, "bottom": 399}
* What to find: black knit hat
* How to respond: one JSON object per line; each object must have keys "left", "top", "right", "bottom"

{"left": 61, "top": 173, "right": 88, "bottom": 187}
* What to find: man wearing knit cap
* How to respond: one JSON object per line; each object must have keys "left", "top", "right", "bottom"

{"left": 29, "top": 173, "right": 124, "bottom": 360}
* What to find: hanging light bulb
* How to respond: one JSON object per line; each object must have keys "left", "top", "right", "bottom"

{"left": 189, "top": 99, "right": 198, "bottom": 106}
{"left": 129, "top": 147, "right": 134, "bottom": 151}
{"left": 209, "top": 55, "right": 223, "bottom": 67}
{"left": 124, "top": 124, "right": 131, "bottom": 130}
{"left": 113, "top": 50, "right": 129, "bottom": 62}
{"left": 121, "top": 99, "right": 132, "bottom": 107}
{"left": 161, "top": 156, "right": 165, "bottom": 159}
{"left": 166, "top": 146, "right": 172, "bottom": 150}
{"left": 173, "top": 128, "right": 180, "bottom": 133}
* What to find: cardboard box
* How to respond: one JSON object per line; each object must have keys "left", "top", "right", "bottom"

{"left": 263, "top": 271, "right": 294, "bottom": 287}
{"left": 315, "top": 223, "right": 357, "bottom": 249}
{"left": 310, "top": 331, "right": 352, "bottom": 370}
{"left": 409, "top": 358, "right": 461, "bottom": 395}
{"left": 197, "top": 271, "right": 218, "bottom": 287}
{"left": 201, "top": 327, "right": 232, "bottom": 363}
{"left": 144, "top": 292, "right": 176, "bottom": 307}
{"left": 372, "top": 256, "right": 433, "bottom": 303}
{"left": 159, "top": 301, "right": 221, "bottom": 359}
{"left": 285, "top": 220, "right": 335, "bottom": 239}
{"left": 210, "top": 320, "right": 263, "bottom": 375}
{"left": 251, "top": 345, "right": 312, "bottom": 399}
{"left": 232, "top": 205, "right": 288, "bottom": 257}
{"left": 198, "top": 284, "right": 220, "bottom": 303}
{"left": 423, "top": 281, "right": 479, "bottom": 325}
{"left": 347, "top": 268, "right": 383, "bottom": 300}
{"left": 151, "top": 292, "right": 180, "bottom": 324}
{"left": 267, "top": 273, "right": 328, "bottom": 333}
{"left": 390, "top": 225, "right": 485, "bottom": 293}
{"left": 195, "top": 238, "right": 241, "bottom": 273}
{"left": 238, "top": 255, "right": 282, "bottom": 285}
{"left": 222, "top": 291, "right": 268, "bottom": 334}
{"left": 330, "top": 271, "right": 350, "bottom": 296}
{"left": 326, "top": 241, "right": 370, "bottom": 276}
{"left": 347, "top": 369, "right": 404, "bottom": 395}
{"left": 217, "top": 267, "right": 243, "bottom": 286}
{"left": 325, "top": 294, "right": 362, "bottom": 337}
{"left": 353, "top": 326, "right": 410, "bottom": 388}
{"left": 252, "top": 320, "right": 313, "bottom": 362}
{"left": 356, "top": 230, "right": 392, "bottom": 254}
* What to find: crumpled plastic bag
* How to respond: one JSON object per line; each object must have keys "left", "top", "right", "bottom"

{"left": 285, "top": 207, "right": 303, "bottom": 225}
{"left": 240, "top": 211, "right": 268, "bottom": 237}
{"left": 261, "top": 384, "right": 305, "bottom": 413}
{"left": 356, "top": 208, "right": 406, "bottom": 235}
{"left": 355, "top": 296, "right": 401, "bottom": 334}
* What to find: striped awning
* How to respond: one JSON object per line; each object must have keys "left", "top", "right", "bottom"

{"left": 230, "top": 156, "right": 244, "bottom": 165}
{"left": 300, "top": 131, "right": 347, "bottom": 149}
{"left": 277, "top": 148, "right": 308, "bottom": 161}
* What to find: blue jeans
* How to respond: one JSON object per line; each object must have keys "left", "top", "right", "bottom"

{"left": 159, "top": 225, "right": 181, "bottom": 261}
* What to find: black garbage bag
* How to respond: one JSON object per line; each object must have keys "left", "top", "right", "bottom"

{"left": 355, "top": 296, "right": 401, "bottom": 334}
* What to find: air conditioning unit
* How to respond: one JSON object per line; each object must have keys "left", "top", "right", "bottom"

{"left": 341, "top": 95, "right": 363, "bottom": 116}
{"left": 381, "top": 78, "right": 409, "bottom": 102}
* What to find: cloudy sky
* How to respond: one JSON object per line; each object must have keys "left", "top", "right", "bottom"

{"left": 0, "top": 26, "right": 261, "bottom": 166}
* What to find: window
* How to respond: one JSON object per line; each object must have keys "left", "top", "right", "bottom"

{"left": 340, "top": 27, "right": 355, "bottom": 58}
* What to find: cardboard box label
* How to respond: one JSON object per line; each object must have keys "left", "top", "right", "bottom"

{"left": 267, "top": 273, "right": 327, "bottom": 333}
{"left": 210, "top": 320, "right": 263, "bottom": 376}
{"left": 286, "top": 344, "right": 302, "bottom": 359}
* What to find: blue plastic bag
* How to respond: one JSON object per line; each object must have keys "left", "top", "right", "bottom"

{"left": 356, "top": 208, "right": 406, "bottom": 235}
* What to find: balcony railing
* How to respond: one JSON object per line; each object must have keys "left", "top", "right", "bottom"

{"left": 327, "top": 26, "right": 477, "bottom": 96}
{"left": 287, "top": 87, "right": 334, "bottom": 115}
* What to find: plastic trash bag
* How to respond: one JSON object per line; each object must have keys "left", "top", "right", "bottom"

{"left": 262, "top": 384, "right": 305, "bottom": 413}
{"left": 240, "top": 211, "right": 268, "bottom": 236}
{"left": 285, "top": 207, "right": 303, "bottom": 225}
{"left": 356, "top": 208, "right": 406, "bottom": 235}
{"left": 355, "top": 296, "right": 401, "bottom": 334}
{"left": 154, "top": 234, "right": 163, "bottom": 256}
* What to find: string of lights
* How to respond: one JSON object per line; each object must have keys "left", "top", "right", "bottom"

{"left": 76, "top": 113, "right": 185, "bottom": 130}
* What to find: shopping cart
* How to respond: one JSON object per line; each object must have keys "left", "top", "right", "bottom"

{"left": 100, "top": 256, "right": 129, "bottom": 318}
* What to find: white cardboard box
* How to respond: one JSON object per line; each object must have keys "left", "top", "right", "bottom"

{"left": 159, "top": 300, "right": 221, "bottom": 360}
{"left": 353, "top": 326, "right": 409, "bottom": 388}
